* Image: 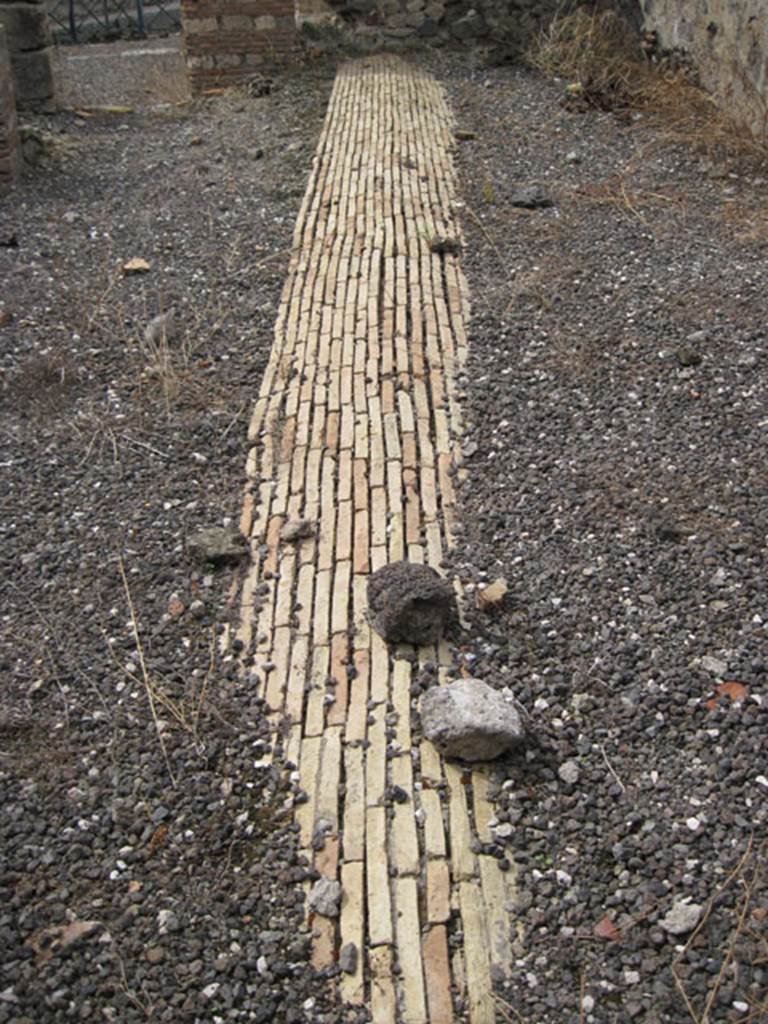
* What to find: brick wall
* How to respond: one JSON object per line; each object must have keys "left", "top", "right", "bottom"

{"left": 0, "top": 26, "right": 20, "bottom": 190}
{"left": 181, "top": 0, "right": 298, "bottom": 93}
{"left": 0, "top": 0, "right": 57, "bottom": 110}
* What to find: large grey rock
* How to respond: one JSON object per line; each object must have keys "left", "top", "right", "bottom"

{"left": 510, "top": 185, "right": 553, "bottom": 209}
{"left": 188, "top": 526, "right": 248, "bottom": 567}
{"left": 421, "top": 679, "right": 524, "bottom": 761}
{"left": 367, "top": 561, "right": 456, "bottom": 646}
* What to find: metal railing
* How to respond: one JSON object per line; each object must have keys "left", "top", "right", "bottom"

{"left": 47, "top": 0, "right": 180, "bottom": 43}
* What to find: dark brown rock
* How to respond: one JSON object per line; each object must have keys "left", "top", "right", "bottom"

{"left": 367, "top": 561, "right": 456, "bottom": 645}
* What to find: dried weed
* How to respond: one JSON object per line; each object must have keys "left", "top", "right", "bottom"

{"left": 528, "top": 7, "right": 768, "bottom": 169}
{"left": 2, "top": 348, "right": 81, "bottom": 416}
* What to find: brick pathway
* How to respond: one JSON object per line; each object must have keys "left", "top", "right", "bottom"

{"left": 236, "top": 55, "right": 518, "bottom": 1023}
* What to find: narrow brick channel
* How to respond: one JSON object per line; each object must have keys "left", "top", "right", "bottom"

{"left": 234, "top": 55, "right": 518, "bottom": 1023}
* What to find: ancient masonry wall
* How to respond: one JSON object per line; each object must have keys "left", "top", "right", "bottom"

{"left": 181, "top": 0, "right": 576, "bottom": 91}
{"left": 0, "top": 26, "right": 19, "bottom": 189}
{"left": 641, "top": 0, "right": 767, "bottom": 138}
{"left": 180, "top": 0, "right": 299, "bottom": 92}
{"left": 296, "top": 0, "right": 573, "bottom": 49}
{"left": 0, "top": 0, "right": 56, "bottom": 109}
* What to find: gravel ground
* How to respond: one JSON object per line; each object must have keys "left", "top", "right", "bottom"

{"left": 438, "top": 59, "right": 768, "bottom": 1024}
{"left": 1, "top": 50, "right": 356, "bottom": 1024}
{"left": 2, "top": 41, "right": 767, "bottom": 1024}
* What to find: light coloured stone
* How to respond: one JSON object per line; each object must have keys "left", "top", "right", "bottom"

{"left": 421, "top": 679, "right": 524, "bottom": 761}
{"left": 187, "top": 16, "right": 217, "bottom": 33}
{"left": 558, "top": 760, "right": 580, "bottom": 785}
{"left": 659, "top": 899, "right": 703, "bottom": 936}
{"left": 221, "top": 14, "right": 253, "bottom": 31}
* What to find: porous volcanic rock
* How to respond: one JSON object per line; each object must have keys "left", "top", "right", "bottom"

{"left": 367, "top": 560, "right": 456, "bottom": 645}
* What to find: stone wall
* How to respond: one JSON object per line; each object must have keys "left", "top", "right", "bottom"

{"left": 0, "top": 26, "right": 20, "bottom": 189}
{"left": 300, "top": 0, "right": 573, "bottom": 51}
{"left": 181, "top": 0, "right": 576, "bottom": 79}
{"left": 0, "top": 0, "right": 56, "bottom": 110}
{"left": 641, "top": 0, "right": 767, "bottom": 137}
{"left": 181, "top": 0, "right": 298, "bottom": 92}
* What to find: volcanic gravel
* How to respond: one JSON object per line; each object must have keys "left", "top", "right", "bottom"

{"left": 437, "top": 58, "right": 768, "bottom": 1024}
{"left": 1, "top": 51, "right": 363, "bottom": 1024}
{"left": 1, "top": 40, "right": 767, "bottom": 1024}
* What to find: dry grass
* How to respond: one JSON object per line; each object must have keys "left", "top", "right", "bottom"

{"left": 2, "top": 348, "right": 81, "bottom": 416}
{"left": 527, "top": 7, "right": 768, "bottom": 169}
{"left": 722, "top": 199, "right": 768, "bottom": 244}
{"left": 672, "top": 836, "right": 768, "bottom": 1024}
{"left": 495, "top": 838, "right": 767, "bottom": 1022}
{"left": 565, "top": 168, "right": 689, "bottom": 233}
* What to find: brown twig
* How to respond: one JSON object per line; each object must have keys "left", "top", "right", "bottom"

{"left": 118, "top": 555, "right": 177, "bottom": 788}
{"left": 672, "top": 835, "right": 757, "bottom": 1023}
{"left": 463, "top": 202, "right": 505, "bottom": 265}
{"left": 599, "top": 743, "right": 626, "bottom": 792}
{"left": 579, "top": 964, "right": 588, "bottom": 1024}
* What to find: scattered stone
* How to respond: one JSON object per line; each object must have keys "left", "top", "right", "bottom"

{"left": 510, "top": 186, "right": 553, "bottom": 209}
{"left": 144, "top": 309, "right": 177, "bottom": 349}
{"left": 189, "top": 599, "right": 206, "bottom": 619}
{"left": 659, "top": 900, "right": 703, "bottom": 936}
{"left": 558, "top": 760, "right": 580, "bottom": 785}
{"left": 450, "top": 8, "right": 488, "bottom": 40}
{"left": 476, "top": 577, "right": 508, "bottom": 611}
{"left": 145, "top": 945, "right": 166, "bottom": 964}
{"left": 429, "top": 235, "right": 461, "bottom": 255}
{"left": 701, "top": 655, "right": 728, "bottom": 677}
{"left": 367, "top": 561, "right": 456, "bottom": 645}
{"left": 710, "top": 568, "right": 728, "bottom": 588}
{"left": 19, "top": 126, "right": 51, "bottom": 166}
{"left": 654, "top": 517, "right": 685, "bottom": 542}
{"left": 280, "top": 518, "right": 316, "bottom": 543}
{"left": 676, "top": 345, "right": 703, "bottom": 367}
{"left": 421, "top": 678, "right": 524, "bottom": 761}
{"left": 308, "top": 878, "right": 341, "bottom": 918}
{"left": 157, "top": 910, "right": 180, "bottom": 934}
{"left": 26, "top": 920, "right": 102, "bottom": 966}
{"left": 188, "top": 526, "right": 248, "bottom": 567}
{"left": 339, "top": 942, "right": 358, "bottom": 974}
{"left": 686, "top": 329, "right": 709, "bottom": 344}
{"left": 122, "top": 257, "right": 151, "bottom": 275}
{"left": 565, "top": 149, "right": 581, "bottom": 163}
